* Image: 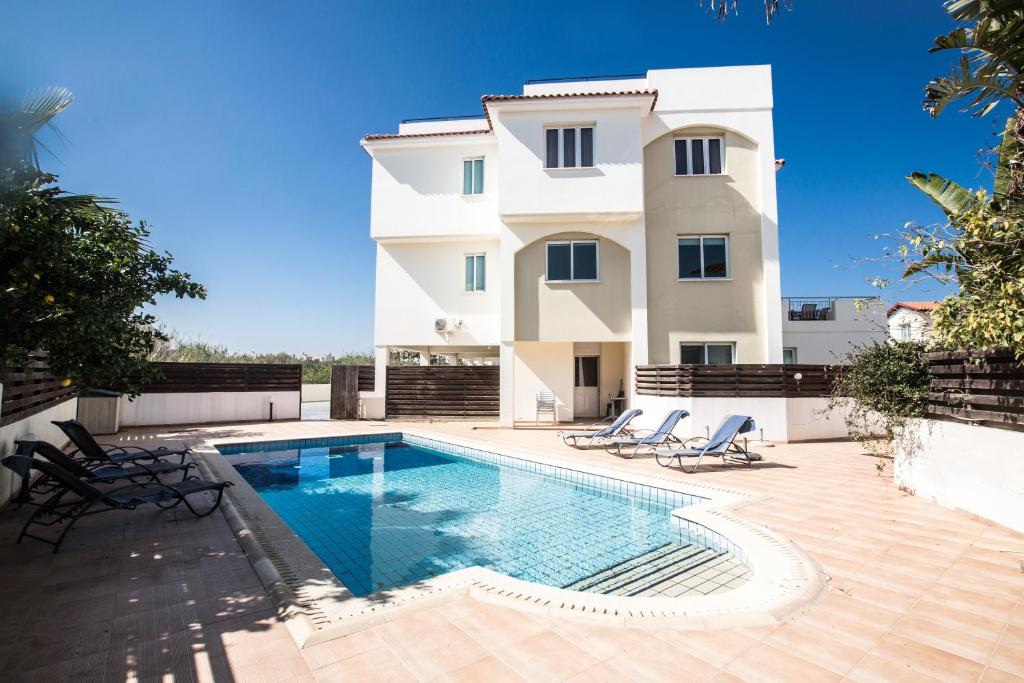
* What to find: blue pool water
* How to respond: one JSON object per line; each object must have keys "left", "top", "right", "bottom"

{"left": 221, "top": 435, "right": 697, "bottom": 597}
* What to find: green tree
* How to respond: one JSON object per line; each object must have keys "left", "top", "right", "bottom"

{"left": 698, "top": 0, "right": 789, "bottom": 23}
{"left": 1, "top": 89, "right": 205, "bottom": 393}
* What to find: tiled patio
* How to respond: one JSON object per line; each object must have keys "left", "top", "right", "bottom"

{"left": 0, "top": 419, "right": 1021, "bottom": 682}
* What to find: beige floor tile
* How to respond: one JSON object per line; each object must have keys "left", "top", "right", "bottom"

{"left": 988, "top": 641, "right": 1024, "bottom": 678}
{"left": 495, "top": 631, "right": 602, "bottom": 682}
{"left": 302, "top": 628, "right": 386, "bottom": 670}
{"left": 601, "top": 637, "right": 718, "bottom": 683}
{"left": 762, "top": 621, "right": 865, "bottom": 675}
{"left": 843, "top": 653, "right": 946, "bottom": 683}
{"left": 312, "top": 646, "right": 417, "bottom": 682}
{"left": 889, "top": 613, "right": 999, "bottom": 664}
{"left": 383, "top": 620, "right": 489, "bottom": 679}
{"left": 651, "top": 627, "right": 760, "bottom": 669}
{"left": 442, "top": 654, "right": 530, "bottom": 683}
{"left": 723, "top": 642, "right": 841, "bottom": 682}
{"left": 981, "top": 667, "right": 1024, "bottom": 683}
{"left": 868, "top": 632, "right": 985, "bottom": 683}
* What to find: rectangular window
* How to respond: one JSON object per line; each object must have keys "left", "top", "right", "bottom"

{"left": 680, "top": 343, "right": 735, "bottom": 365}
{"left": 678, "top": 235, "right": 729, "bottom": 279}
{"left": 462, "top": 157, "right": 484, "bottom": 195}
{"left": 674, "top": 137, "right": 725, "bottom": 176}
{"left": 464, "top": 253, "right": 486, "bottom": 291}
{"left": 545, "top": 126, "right": 595, "bottom": 168}
{"left": 783, "top": 347, "right": 797, "bottom": 364}
{"left": 546, "top": 240, "right": 599, "bottom": 281}
{"left": 899, "top": 323, "right": 912, "bottom": 342}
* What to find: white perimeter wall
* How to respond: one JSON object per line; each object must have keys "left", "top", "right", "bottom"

{"left": 632, "top": 394, "right": 852, "bottom": 443}
{"left": 0, "top": 397, "right": 78, "bottom": 507}
{"left": 514, "top": 342, "right": 573, "bottom": 422}
{"left": 119, "top": 391, "right": 300, "bottom": 426}
{"left": 895, "top": 419, "right": 1024, "bottom": 533}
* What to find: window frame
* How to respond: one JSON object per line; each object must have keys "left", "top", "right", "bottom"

{"left": 461, "top": 156, "right": 485, "bottom": 196}
{"left": 679, "top": 342, "right": 736, "bottom": 365}
{"left": 464, "top": 252, "right": 486, "bottom": 292}
{"left": 898, "top": 322, "right": 912, "bottom": 342}
{"left": 544, "top": 125, "right": 596, "bottom": 170}
{"left": 545, "top": 239, "right": 600, "bottom": 283}
{"left": 677, "top": 234, "right": 731, "bottom": 281}
{"left": 673, "top": 136, "right": 725, "bottom": 177}
{"left": 783, "top": 347, "right": 798, "bottom": 364}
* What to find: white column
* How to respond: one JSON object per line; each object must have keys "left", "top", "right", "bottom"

{"left": 418, "top": 351, "right": 430, "bottom": 366}
{"left": 757, "top": 112, "right": 784, "bottom": 363}
{"left": 499, "top": 341, "right": 515, "bottom": 427}
{"left": 364, "top": 345, "right": 389, "bottom": 419}
{"left": 499, "top": 225, "right": 519, "bottom": 427}
{"left": 625, "top": 221, "right": 649, "bottom": 405}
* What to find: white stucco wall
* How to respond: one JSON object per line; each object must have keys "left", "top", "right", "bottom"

{"left": 119, "top": 391, "right": 300, "bottom": 426}
{"left": 301, "top": 384, "right": 330, "bottom": 402}
{"left": 513, "top": 341, "right": 573, "bottom": 422}
{"left": 887, "top": 308, "right": 933, "bottom": 342}
{"left": 374, "top": 239, "right": 501, "bottom": 347}
{"left": 0, "top": 397, "right": 78, "bottom": 507}
{"left": 895, "top": 419, "right": 1024, "bottom": 533}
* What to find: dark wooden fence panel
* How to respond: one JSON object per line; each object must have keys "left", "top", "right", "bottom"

{"left": 330, "top": 365, "right": 360, "bottom": 419}
{"left": 385, "top": 366, "right": 499, "bottom": 418}
{"left": 0, "top": 353, "right": 76, "bottom": 427}
{"left": 357, "top": 366, "right": 375, "bottom": 392}
{"left": 635, "top": 364, "right": 837, "bottom": 398}
{"left": 925, "top": 348, "right": 1024, "bottom": 430}
{"left": 140, "top": 362, "right": 302, "bottom": 393}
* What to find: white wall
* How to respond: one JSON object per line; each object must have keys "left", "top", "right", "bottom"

{"left": 119, "top": 391, "right": 300, "bottom": 426}
{"left": 374, "top": 239, "right": 501, "bottom": 347}
{"left": 301, "top": 384, "right": 330, "bottom": 402}
{"left": 632, "top": 394, "right": 852, "bottom": 443}
{"left": 782, "top": 299, "right": 888, "bottom": 364}
{"left": 0, "top": 397, "right": 78, "bottom": 506}
{"left": 895, "top": 419, "right": 1024, "bottom": 533}
{"left": 367, "top": 138, "right": 501, "bottom": 240}
{"left": 513, "top": 341, "right": 573, "bottom": 421}
{"left": 887, "top": 308, "right": 932, "bottom": 342}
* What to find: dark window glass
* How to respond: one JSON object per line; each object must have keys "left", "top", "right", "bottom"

{"left": 702, "top": 237, "right": 728, "bottom": 278}
{"left": 563, "top": 128, "right": 576, "bottom": 168}
{"left": 546, "top": 129, "right": 559, "bottom": 168}
{"left": 691, "top": 139, "right": 705, "bottom": 175}
{"left": 473, "top": 158, "right": 484, "bottom": 193}
{"left": 706, "top": 344, "right": 733, "bottom": 365}
{"left": 580, "top": 127, "right": 593, "bottom": 167}
{"left": 576, "top": 356, "right": 599, "bottom": 387}
{"left": 465, "top": 255, "right": 474, "bottom": 291}
{"left": 783, "top": 348, "right": 796, "bottom": 364}
{"left": 572, "top": 241, "right": 598, "bottom": 280}
{"left": 547, "top": 243, "right": 572, "bottom": 280}
{"left": 680, "top": 345, "right": 705, "bottom": 364}
{"left": 474, "top": 254, "right": 485, "bottom": 291}
{"left": 708, "top": 138, "right": 722, "bottom": 174}
{"left": 463, "top": 160, "right": 473, "bottom": 194}
{"left": 678, "top": 238, "right": 702, "bottom": 279}
{"left": 674, "top": 139, "right": 687, "bottom": 175}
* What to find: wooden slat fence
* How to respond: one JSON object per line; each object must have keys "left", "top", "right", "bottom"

{"left": 635, "top": 364, "right": 838, "bottom": 398}
{"left": 385, "top": 366, "right": 499, "bottom": 419}
{"left": 925, "top": 348, "right": 1024, "bottom": 431}
{"left": 0, "top": 353, "right": 76, "bottom": 427}
{"left": 357, "top": 366, "right": 375, "bottom": 393}
{"left": 138, "top": 362, "right": 302, "bottom": 393}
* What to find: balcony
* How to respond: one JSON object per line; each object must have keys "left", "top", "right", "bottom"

{"left": 784, "top": 298, "right": 836, "bottom": 321}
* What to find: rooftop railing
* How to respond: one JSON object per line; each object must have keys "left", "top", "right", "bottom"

{"left": 400, "top": 114, "right": 485, "bottom": 124}
{"left": 784, "top": 298, "right": 837, "bottom": 321}
{"left": 524, "top": 73, "right": 646, "bottom": 85}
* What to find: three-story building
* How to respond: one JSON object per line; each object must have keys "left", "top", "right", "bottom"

{"left": 362, "top": 66, "right": 785, "bottom": 424}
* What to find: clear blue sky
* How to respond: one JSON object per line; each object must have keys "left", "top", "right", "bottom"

{"left": 1, "top": 1, "right": 1003, "bottom": 354}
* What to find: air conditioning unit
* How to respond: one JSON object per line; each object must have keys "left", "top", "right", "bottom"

{"left": 434, "top": 318, "right": 448, "bottom": 332}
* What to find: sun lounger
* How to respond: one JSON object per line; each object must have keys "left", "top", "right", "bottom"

{"left": 1, "top": 455, "right": 231, "bottom": 553}
{"left": 604, "top": 409, "right": 689, "bottom": 458}
{"left": 53, "top": 418, "right": 191, "bottom": 465}
{"left": 12, "top": 440, "right": 195, "bottom": 505}
{"left": 558, "top": 408, "right": 643, "bottom": 449}
{"left": 654, "top": 414, "right": 760, "bottom": 472}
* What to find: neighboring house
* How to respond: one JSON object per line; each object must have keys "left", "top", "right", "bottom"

{"left": 362, "top": 66, "right": 850, "bottom": 424}
{"left": 887, "top": 301, "right": 939, "bottom": 342}
{"left": 781, "top": 297, "right": 888, "bottom": 364}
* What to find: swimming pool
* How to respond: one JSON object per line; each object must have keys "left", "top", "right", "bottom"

{"left": 219, "top": 433, "right": 711, "bottom": 597}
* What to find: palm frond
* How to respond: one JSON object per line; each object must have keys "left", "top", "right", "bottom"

{"left": 907, "top": 172, "right": 978, "bottom": 215}
{"left": 0, "top": 87, "right": 74, "bottom": 171}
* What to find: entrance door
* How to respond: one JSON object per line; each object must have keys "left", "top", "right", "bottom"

{"left": 573, "top": 356, "right": 600, "bottom": 418}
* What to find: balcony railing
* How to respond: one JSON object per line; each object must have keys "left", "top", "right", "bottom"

{"left": 784, "top": 298, "right": 836, "bottom": 321}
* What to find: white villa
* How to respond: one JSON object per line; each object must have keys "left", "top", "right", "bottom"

{"left": 360, "top": 66, "right": 885, "bottom": 425}
{"left": 887, "top": 301, "right": 939, "bottom": 342}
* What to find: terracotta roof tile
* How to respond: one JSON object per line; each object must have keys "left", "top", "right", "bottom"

{"left": 887, "top": 301, "right": 941, "bottom": 316}
{"left": 363, "top": 89, "right": 658, "bottom": 142}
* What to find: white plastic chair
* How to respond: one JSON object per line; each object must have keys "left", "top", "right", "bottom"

{"left": 536, "top": 391, "right": 556, "bottom": 424}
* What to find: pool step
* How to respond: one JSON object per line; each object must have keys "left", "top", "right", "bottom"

{"left": 564, "top": 543, "right": 744, "bottom": 597}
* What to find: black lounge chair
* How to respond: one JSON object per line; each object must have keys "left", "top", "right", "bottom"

{"left": 1, "top": 455, "right": 231, "bottom": 553}
{"left": 12, "top": 440, "right": 195, "bottom": 505}
{"left": 53, "top": 418, "right": 191, "bottom": 465}
{"left": 654, "top": 415, "right": 761, "bottom": 472}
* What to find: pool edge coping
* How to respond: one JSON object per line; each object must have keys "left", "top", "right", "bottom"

{"left": 193, "top": 428, "right": 828, "bottom": 648}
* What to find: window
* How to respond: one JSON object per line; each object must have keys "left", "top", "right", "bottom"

{"left": 464, "top": 253, "right": 485, "bottom": 291}
{"left": 783, "top": 348, "right": 797, "bottom": 364}
{"left": 680, "top": 343, "right": 735, "bottom": 365}
{"left": 546, "top": 240, "right": 598, "bottom": 282}
{"left": 545, "top": 126, "right": 595, "bottom": 168}
{"left": 678, "top": 235, "right": 729, "bottom": 279}
{"left": 462, "top": 157, "right": 484, "bottom": 195}
{"left": 674, "top": 137, "right": 724, "bottom": 176}
{"left": 898, "top": 323, "right": 912, "bottom": 342}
